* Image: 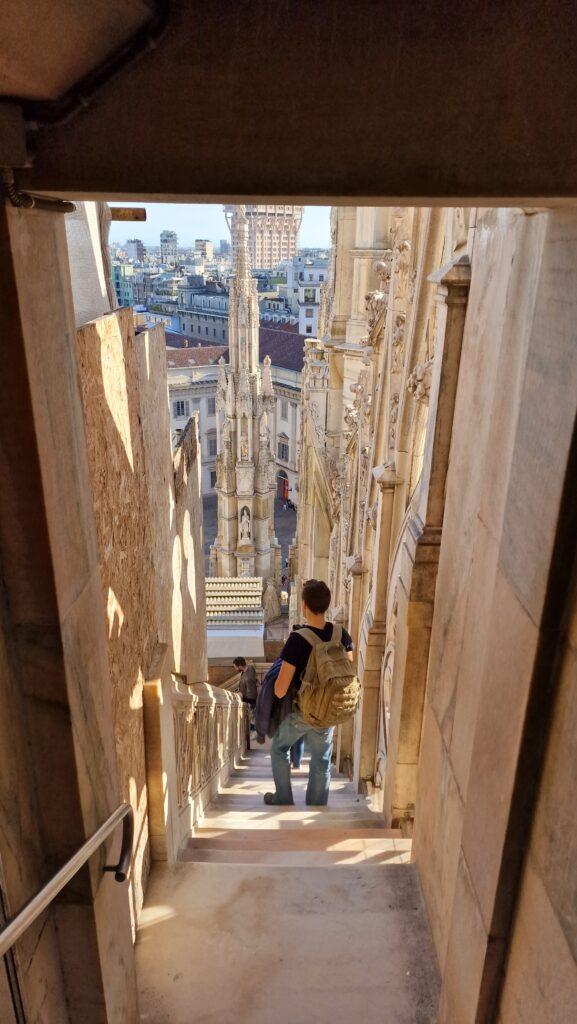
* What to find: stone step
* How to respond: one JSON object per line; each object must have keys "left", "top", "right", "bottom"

{"left": 218, "top": 795, "right": 366, "bottom": 806}
{"left": 199, "top": 815, "right": 389, "bottom": 830}
{"left": 188, "top": 827, "right": 403, "bottom": 849}
{"left": 180, "top": 846, "right": 410, "bottom": 866}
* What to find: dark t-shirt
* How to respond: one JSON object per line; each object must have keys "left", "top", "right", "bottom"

{"left": 280, "top": 622, "right": 353, "bottom": 691}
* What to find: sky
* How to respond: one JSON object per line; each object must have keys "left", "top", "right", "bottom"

{"left": 108, "top": 203, "right": 331, "bottom": 249}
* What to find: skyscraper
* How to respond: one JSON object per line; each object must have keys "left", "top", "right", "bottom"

{"left": 195, "top": 238, "right": 214, "bottom": 260}
{"left": 126, "top": 238, "right": 145, "bottom": 262}
{"left": 224, "top": 205, "right": 303, "bottom": 269}
{"left": 210, "top": 206, "right": 280, "bottom": 582}
{"left": 160, "top": 229, "right": 178, "bottom": 263}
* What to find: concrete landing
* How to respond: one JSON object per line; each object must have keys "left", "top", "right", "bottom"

{"left": 136, "top": 747, "right": 439, "bottom": 1023}
{"left": 137, "top": 862, "right": 439, "bottom": 1024}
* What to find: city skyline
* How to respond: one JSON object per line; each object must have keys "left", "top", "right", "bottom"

{"left": 109, "top": 203, "right": 331, "bottom": 250}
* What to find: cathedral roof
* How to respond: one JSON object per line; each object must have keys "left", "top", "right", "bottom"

{"left": 205, "top": 577, "right": 264, "bottom": 625}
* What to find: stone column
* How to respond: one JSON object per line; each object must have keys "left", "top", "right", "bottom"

{"left": 349, "top": 461, "right": 397, "bottom": 788}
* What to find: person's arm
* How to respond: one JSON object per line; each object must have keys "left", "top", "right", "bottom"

{"left": 274, "top": 660, "right": 296, "bottom": 698}
{"left": 346, "top": 649, "right": 354, "bottom": 663}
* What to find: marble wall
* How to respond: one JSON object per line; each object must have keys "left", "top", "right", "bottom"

{"left": 413, "top": 208, "right": 577, "bottom": 1021}
{"left": 76, "top": 309, "right": 157, "bottom": 929}
{"left": 135, "top": 325, "right": 209, "bottom": 860}
{"left": 0, "top": 205, "right": 139, "bottom": 1021}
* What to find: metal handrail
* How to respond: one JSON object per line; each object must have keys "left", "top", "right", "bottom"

{"left": 0, "top": 802, "right": 133, "bottom": 958}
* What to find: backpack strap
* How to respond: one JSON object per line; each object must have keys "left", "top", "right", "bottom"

{"left": 295, "top": 626, "right": 323, "bottom": 648}
{"left": 331, "top": 623, "right": 343, "bottom": 646}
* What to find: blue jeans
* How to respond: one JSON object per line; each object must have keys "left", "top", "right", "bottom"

{"left": 290, "top": 736, "right": 305, "bottom": 768}
{"left": 270, "top": 712, "right": 334, "bottom": 805}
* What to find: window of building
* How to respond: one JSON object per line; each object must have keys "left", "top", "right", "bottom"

{"left": 305, "top": 307, "right": 314, "bottom": 318}
{"left": 207, "top": 395, "right": 216, "bottom": 415}
{"left": 280, "top": 398, "right": 288, "bottom": 420}
{"left": 308, "top": 273, "right": 313, "bottom": 281}
{"left": 319, "top": 274, "right": 324, "bottom": 281}
{"left": 205, "top": 326, "right": 209, "bottom": 335}
{"left": 208, "top": 436, "right": 218, "bottom": 457}
{"left": 306, "top": 325, "right": 313, "bottom": 334}
{"left": 278, "top": 440, "right": 290, "bottom": 462}
{"left": 173, "top": 399, "right": 189, "bottom": 418}
{"left": 210, "top": 470, "right": 217, "bottom": 488}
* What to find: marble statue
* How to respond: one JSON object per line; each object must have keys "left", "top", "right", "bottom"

{"left": 263, "top": 577, "right": 282, "bottom": 623}
{"left": 240, "top": 507, "right": 251, "bottom": 542}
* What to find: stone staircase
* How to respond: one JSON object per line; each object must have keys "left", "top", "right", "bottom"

{"left": 180, "top": 749, "right": 411, "bottom": 866}
{"left": 136, "top": 747, "right": 439, "bottom": 1024}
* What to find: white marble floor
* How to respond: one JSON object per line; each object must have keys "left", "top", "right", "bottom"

{"left": 136, "top": 749, "right": 439, "bottom": 1023}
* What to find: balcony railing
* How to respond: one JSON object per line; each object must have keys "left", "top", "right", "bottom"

{"left": 172, "top": 682, "right": 249, "bottom": 812}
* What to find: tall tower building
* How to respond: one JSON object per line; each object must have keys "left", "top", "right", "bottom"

{"left": 160, "top": 229, "right": 178, "bottom": 263}
{"left": 210, "top": 207, "right": 280, "bottom": 583}
{"left": 224, "top": 204, "right": 304, "bottom": 269}
{"left": 126, "top": 238, "right": 146, "bottom": 262}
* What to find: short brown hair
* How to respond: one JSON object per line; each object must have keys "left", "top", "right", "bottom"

{"left": 302, "top": 579, "right": 331, "bottom": 615}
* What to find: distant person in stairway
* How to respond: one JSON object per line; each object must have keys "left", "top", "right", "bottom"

{"left": 234, "top": 657, "right": 258, "bottom": 727}
{"left": 264, "top": 579, "right": 353, "bottom": 806}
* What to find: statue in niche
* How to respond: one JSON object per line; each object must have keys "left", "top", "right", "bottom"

{"left": 239, "top": 506, "right": 251, "bottom": 542}
{"left": 259, "top": 412, "right": 271, "bottom": 450}
{"left": 263, "top": 578, "right": 282, "bottom": 623}
{"left": 240, "top": 435, "right": 249, "bottom": 461}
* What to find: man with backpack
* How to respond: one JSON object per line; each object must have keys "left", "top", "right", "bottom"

{"left": 263, "top": 579, "right": 358, "bottom": 807}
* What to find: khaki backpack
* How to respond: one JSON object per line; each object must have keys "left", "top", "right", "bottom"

{"left": 296, "top": 624, "right": 361, "bottom": 728}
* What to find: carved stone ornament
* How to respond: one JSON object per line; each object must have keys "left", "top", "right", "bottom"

{"left": 344, "top": 404, "right": 358, "bottom": 431}
{"left": 346, "top": 553, "right": 365, "bottom": 576}
{"left": 366, "top": 504, "right": 378, "bottom": 530}
{"left": 392, "top": 312, "right": 406, "bottom": 373}
{"left": 225, "top": 372, "right": 235, "bottom": 418}
{"left": 407, "top": 359, "right": 434, "bottom": 405}
{"left": 372, "top": 461, "right": 396, "bottom": 491}
{"left": 237, "top": 368, "right": 252, "bottom": 418}
{"left": 389, "top": 392, "right": 400, "bottom": 447}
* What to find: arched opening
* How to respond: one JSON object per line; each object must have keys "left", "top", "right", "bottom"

{"left": 276, "top": 469, "right": 289, "bottom": 500}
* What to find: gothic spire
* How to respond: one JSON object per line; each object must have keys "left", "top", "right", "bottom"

{"left": 232, "top": 205, "right": 251, "bottom": 284}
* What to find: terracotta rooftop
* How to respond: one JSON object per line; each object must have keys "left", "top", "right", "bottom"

{"left": 166, "top": 345, "right": 228, "bottom": 368}
{"left": 165, "top": 329, "right": 221, "bottom": 348}
{"left": 165, "top": 325, "right": 306, "bottom": 373}
{"left": 259, "top": 326, "right": 305, "bottom": 372}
